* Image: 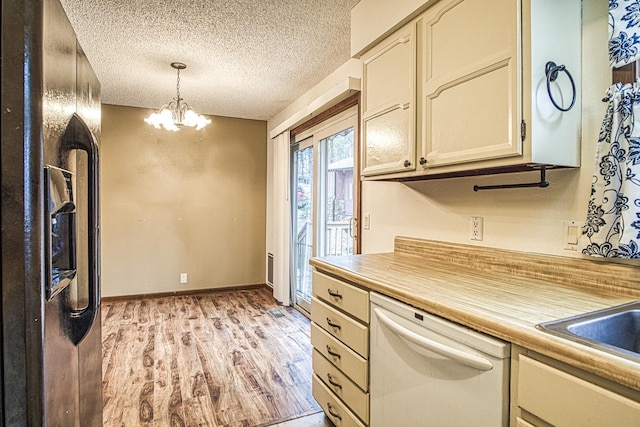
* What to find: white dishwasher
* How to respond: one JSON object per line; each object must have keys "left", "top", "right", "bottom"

{"left": 370, "top": 292, "right": 511, "bottom": 427}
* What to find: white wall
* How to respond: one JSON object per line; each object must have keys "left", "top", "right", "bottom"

{"left": 360, "top": 0, "right": 612, "bottom": 256}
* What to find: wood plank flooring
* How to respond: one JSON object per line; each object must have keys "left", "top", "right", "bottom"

{"left": 101, "top": 287, "right": 322, "bottom": 427}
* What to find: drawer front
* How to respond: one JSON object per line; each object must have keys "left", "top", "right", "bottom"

{"left": 313, "top": 350, "right": 369, "bottom": 422}
{"left": 313, "top": 374, "right": 366, "bottom": 427}
{"left": 312, "top": 297, "right": 368, "bottom": 358}
{"left": 518, "top": 356, "right": 640, "bottom": 427}
{"left": 313, "top": 271, "right": 369, "bottom": 324}
{"left": 311, "top": 323, "right": 368, "bottom": 390}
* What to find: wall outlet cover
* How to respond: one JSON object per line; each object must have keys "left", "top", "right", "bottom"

{"left": 471, "top": 216, "right": 483, "bottom": 241}
{"left": 563, "top": 220, "right": 584, "bottom": 250}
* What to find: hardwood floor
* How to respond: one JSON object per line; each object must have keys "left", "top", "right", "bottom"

{"left": 101, "top": 287, "right": 324, "bottom": 427}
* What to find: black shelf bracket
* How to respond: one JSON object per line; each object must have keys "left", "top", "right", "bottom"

{"left": 473, "top": 166, "right": 550, "bottom": 191}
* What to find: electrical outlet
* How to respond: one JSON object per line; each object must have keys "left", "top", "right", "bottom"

{"left": 470, "top": 216, "right": 483, "bottom": 241}
{"left": 180, "top": 273, "right": 188, "bottom": 284}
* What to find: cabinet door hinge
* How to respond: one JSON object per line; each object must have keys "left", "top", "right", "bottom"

{"left": 521, "top": 120, "right": 526, "bottom": 141}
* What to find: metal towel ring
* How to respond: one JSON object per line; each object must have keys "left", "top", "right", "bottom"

{"left": 545, "top": 61, "right": 576, "bottom": 112}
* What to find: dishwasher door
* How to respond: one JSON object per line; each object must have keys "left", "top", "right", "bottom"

{"left": 370, "top": 292, "right": 510, "bottom": 427}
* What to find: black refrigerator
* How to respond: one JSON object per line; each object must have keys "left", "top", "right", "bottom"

{"left": 2, "top": 0, "right": 103, "bottom": 425}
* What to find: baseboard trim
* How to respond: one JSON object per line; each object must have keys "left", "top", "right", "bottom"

{"left": 101, "top": 283, "right": 270, "bottom": 303}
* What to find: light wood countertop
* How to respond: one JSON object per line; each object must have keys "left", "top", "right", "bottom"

{"left": 309, "top": 237, "right": 640, "bottom": 392}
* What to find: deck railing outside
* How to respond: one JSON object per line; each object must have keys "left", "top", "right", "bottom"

{"left": 324, "top": 220, "right": 353, "bottom": 256}
{"left": 294, "top": 220, "right": 353, "bottom": 301}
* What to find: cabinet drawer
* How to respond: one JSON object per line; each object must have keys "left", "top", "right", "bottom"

{"left": 313, "top": 349, "right": 369, "bottom": 422}
{"left": 313, "top": 374, "right": 366, "bottom": 427}
{"left": 518, "top": 356, "right": 640, "bottom": 427}
{"left": 311, "top": 323, "right": 368, "bottom": 390}
{"left": 313, "top": 271, "right": 369, "bottom": 324}
{"left": 311, "top": 297, "right": 368, "bottom": 358}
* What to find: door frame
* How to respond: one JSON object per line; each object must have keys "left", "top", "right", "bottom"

{"left": 314, "top": 112, "right": 360, "bottom": 257}
{"left": 289, "top": 98, "right": 361, "bottom": 314}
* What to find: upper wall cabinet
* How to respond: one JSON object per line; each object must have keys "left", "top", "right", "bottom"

{"left": 361, "top": 24, "right": 416, "bottom": 176}
{"left": 359, "top": 0, "right": 582, "bottom": 180}
{"left": 421, "top": 0, "right": 518, "bottom": 168}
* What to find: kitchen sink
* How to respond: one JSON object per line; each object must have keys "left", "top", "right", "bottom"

{"left": 536, "top": 301, "right": 640, "bottom": 363}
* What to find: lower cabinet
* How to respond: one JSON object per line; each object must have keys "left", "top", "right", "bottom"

{"left": 310, "top": 270, "right": 370, "bottom": 426}
{"left": 309, "top": 270, "right": 640, "bottom": 427}
{"left": 515, "top": 351, "right": 640, "bottom": 427}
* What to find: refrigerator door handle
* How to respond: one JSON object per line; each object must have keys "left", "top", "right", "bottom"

{"left": 63, "top": 113, "right": 100, "bottom": 345}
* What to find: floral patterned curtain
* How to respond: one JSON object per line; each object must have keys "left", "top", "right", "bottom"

{"left": 580, "top": 81, "right": 640, "bottom": 258}
{"left": 581, "top": 2, "right": 640, "bottom": 258}
{"left": 609, "top": 0, "right": 640, "bottom": 67}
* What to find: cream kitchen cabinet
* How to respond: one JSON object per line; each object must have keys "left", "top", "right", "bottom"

{"left": 420, "top": 0, "right": 519, "bottom": 169}
{"left": 513, "top": 350, "right": 640, "bottom": 427}
{"left": 311, "top": 270, "right": 370, "bottom": 426}
{"left": 360, "top": 0, "right": 581, "bottom": 180}
{"left": 361, "top": 21, "right": 416, "bottom": 176}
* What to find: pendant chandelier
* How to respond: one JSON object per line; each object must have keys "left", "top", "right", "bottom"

{"left": 144, "top": 62, "right": 211, "bottom": 131}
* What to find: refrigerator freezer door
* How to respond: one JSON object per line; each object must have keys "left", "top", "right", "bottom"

{"left": 42, "top": 0, "right": 103, "bottom": 425}
{"left": 1, "top": 0, "right": 100, "bottom": 424}
{"left": 42, "top": 1, "right": 82, "bottom": 424}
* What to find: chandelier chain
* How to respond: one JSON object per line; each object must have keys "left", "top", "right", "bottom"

{"left": 176, "top": 68, "right": 181, "bottom": 99}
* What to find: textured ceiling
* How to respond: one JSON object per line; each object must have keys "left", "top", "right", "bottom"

{"left": 60, "top": 0, "right": 360, "bottom": 121}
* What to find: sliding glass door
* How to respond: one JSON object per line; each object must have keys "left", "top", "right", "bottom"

{"left": 317, "top": 116, "right": 358, "bottom": 258}
{"left": 292, "top": 140, "right": 314, "bottom": 312}
{"left": 291, "top": 109, "right": 359, "bottom": 313}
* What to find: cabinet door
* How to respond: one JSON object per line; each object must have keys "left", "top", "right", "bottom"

{"left": 361, "top": 23, "right": 416, "bottom": 176}
{"left": 518, "top": 356, "right": 640, "bottom": 427}
{"left": 420, "top": 0, "right": 520, "bottom": 169}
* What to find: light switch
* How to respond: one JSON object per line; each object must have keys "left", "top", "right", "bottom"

{"left": 567, "top": 225, "right": 578, "bottom": 245}
{"left": 363, "top": 213, "right": 371, "bottom": 230}
{"left": 563, "top": 220, "right": 583, "bottom": 250}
